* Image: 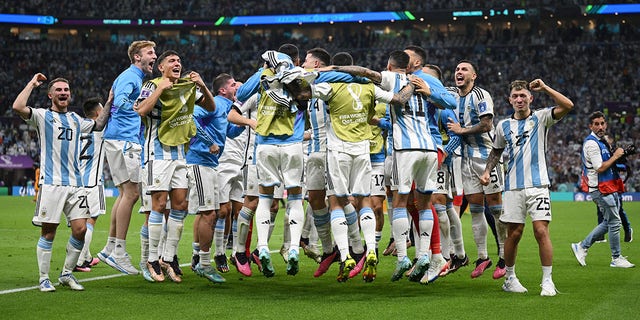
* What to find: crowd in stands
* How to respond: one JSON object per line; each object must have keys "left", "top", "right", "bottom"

{"left": 1, "top": 10, "right": 639, "bottom": 191}
{"left": 0, "top": 1, "right": 602, "bottom": 19}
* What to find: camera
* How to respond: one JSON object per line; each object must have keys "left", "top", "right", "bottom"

{"left": 623, "top": 145, "right": 637, "bottom": 157}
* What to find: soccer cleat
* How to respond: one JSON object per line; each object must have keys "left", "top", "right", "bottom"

{"left": 302, "top": 244, "right": 322, "bottom": 263}
{"left": 97, "top": 250, "right": 109, "bottom": 264}
{"left": 172, "top": 255, "right": 183, "bottom": 276}
{"left": 160, "top": 259, "right": 182, "bottom": 283}
{"left": 106, "top": 254, "right": 140, "bottom": 275}
{"left": 502, "top": 276, "right": 528, "bottom": 293}
{"left": 314, "top": 249, "right": 339, "bottom": 277}
{"left": 439, "top": 259, "right": 451, "bottom": 278}
{"left": 408, "top": 255, "right": 430, "bottom": 282}
{"left": 59, "top": 273, "right": 84, "bottom": 291}
{"left": 191, "top": 254, "right": 200, "bottom": 272}
{"left": 493, "top": 258, "right": 506, "bottom": 279}
{"left": 74, "top": 260, "right": 92, "bottom": 272}
{"left": 286, "top": 249, "right": 300, "bottom": 275}
{"left": 362, "top": 251, "right": 378, "bottom": 282}
{"left": 214, "top": 254, "right": 230, "bottom": 273}
{"left": 610, "top": 256, "right": 635, "bottom": 268}
{"left": 259, "top": 248, "right": 275, "bottom": 277}
{"left": 195, "top": 264, "right": 227, "bottom": 284}
{"left": 39, "top": 278, "right": 56, "bottom": 292}
{"left": 625, "top": 228, "right": 634, "bottom": 243}
{"left": 140, "top": 261, "right": 155, "bottom": 282}
{"left": 348, "top": 252, "right": 366, "bottom": 278}
{"left": 421, "top": 254, "right": 447, "bottom": 284}
{"left": 147, "top": 260, "right": 164, "bottom": 282}
{"left": 540, "top": 279, "right": 558, "bottom": 296}
{"left": 391, "top": 256, "right": 413, "bottom": 282}
{"left": 382, "top": 238, "right": 395, "bottom": 256}
{"left": 449, "top": 254, "right": 469, "bottom": 273}
{"left": 279, "top": 245, "right": 289, "bottom": 263}
{"left": 89, "top": 257, "right": 100, "bottom": 267}
{"left": 147, "top": 260, "right": 165, "bottom": 282}
{"left": 336, "top": 256, "right": 356, "bottom": 282}
{"left": 250, "top": 249, "right": 263, "bottom": 273}
{"left": 233, "top": 252, "right": 252, "bottom": 277}
{"left": 571, "top": 243, "right": 588, "bottom": 266}
{"left": 471, "top": 258, "right": 492, "bottom": 278}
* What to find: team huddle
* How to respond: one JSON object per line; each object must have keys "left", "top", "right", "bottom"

{"left": 19, "top": 39, "right": 616, "bottom": 297}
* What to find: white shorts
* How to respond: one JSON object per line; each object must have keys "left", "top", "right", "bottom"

{"left": 392, "top": 150, "right": 438, "bottom": 194}
{"left": 370, "top": 161, "right": 386, "bottom": 197}
{"left": 384, "top": 156, "right": 397, "bottom": 191}
{"left": 326, "top": 149, "right": 371, "bottom": 197}
{"left": 138, "top": 166, "right": 171, "bottom": 213}
{"left": 244, "top": 164, "right": 284, "bottom": 198}
{"left": 500, "top": 187, "right": 552, "bottom": 224}
{"left": 256, "top": 142, "right": 304, "bottom": 189}
{"left": 86, "top": 185, "right": 106, "bottom": 218}
{"left": 217, "top": 161, "right": 244, "bottom": 204}
{"left": 434, "top": 161, "right": 453, "bottom": 198}
{"left": 461, "top": 156, "right": 504, "bottom": 195}
{"left": 33, "top": 185, "right": 90, "bottom": 224}
{"left": 451, "top": 155, "right": 463, "bottom": 196}
{"left": 104, "top": 140, "right": 142, "bottom": 186}
{"left": 188, "top": 164, "right": 220, "bottom": 214}
{"left": 305, "top": 151, "right": 327, "bottom": 191}
{"left": 147, "top": 159, "right": 189, "bottom": 192}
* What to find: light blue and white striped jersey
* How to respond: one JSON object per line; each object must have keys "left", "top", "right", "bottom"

{"left": 456, "top": 86, "right": 494, "bottom": 160}
{"left": 138, "top": 80, "right": 201, "bottom": 162}
{"left": 218, "top": 99, "right": 252, "bottom": 168}
{"left": 380, "top": 71, "right": 438, "bottom": 151}
{"left": 27, "top": 108, "right": 94, "bottom": 187}
{"left": 494, "top": 107, "right": 558, "bottom": 190}
{"left": 80, "top": 129, "right": 105, "bottom": 187}
{"left": 305, "top": 97, "right": 329, "bottom": 155}
{"left": 234, "top": 94, "right": 258, "bottom": 166}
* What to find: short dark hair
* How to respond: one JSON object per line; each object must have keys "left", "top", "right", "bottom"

{"left": 306, "top": 48, "right": 331, "bottom": 67}
{"left": 405, "top": 45, "right": 427, "bottom": 66}
{"left": 388, "top": 50, "right": 410, "bottom": 69}
{"left": 278, "top": 43, "right": 299, "bottom": 62}
{"left": 332, "top": 52, "right": 353, "bottom": 66}
{"left": 157, "top": 50, "right": 180, "bottom": 65}
{"left": 212, "top": 73, "right": 233, "bottom": 95}
{"left": 82, "top": 97, "right": 102, "bottom": 118}
{"left": 589, "top": 111, "right": 606, "bottom": 124}
{"left": 509, "top": 80, "right": 528, "bottom": 92}
{"left": 457, "top": 59, "right": 478, "bottom": 74}
{"left": 47, "top": 78, "right": 69, "bottom": 92}
{"left": 424, "top": 64, "right": 443, "bottom": 81}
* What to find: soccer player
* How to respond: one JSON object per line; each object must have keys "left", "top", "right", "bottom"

{"left": 99, "top": 40, "right": 156, "bottom": 275}
{"left": 447, "top": 60, "right": 507, "bottom": 279}
{"left": 572, "top": 111, "right": 635, "bottom": 269}
{"left": 74, "top": 97, "right": 108, "bottom": 272}
{"left": 187, "top": 73, "right": 245, "bottom": 283}
{"left": 481, "top": 79, "right": 573, "bottom": 296}
{"left": 14, "top": 73, "right": 110, "bottom": 291}
{"left": 135, "top": 50, "right": 215, "bottom": 282}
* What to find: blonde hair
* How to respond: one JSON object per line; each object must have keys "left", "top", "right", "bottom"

{"left": 127, "top": 40, "right": 156, "bottom": 63}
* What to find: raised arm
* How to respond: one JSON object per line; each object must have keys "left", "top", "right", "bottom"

{"left": 13, "top": 73, "right": 47, "bottom": 119}
{"left": 529, "top": 79, "right": 574, "bottom": 119}
{"left": 94, "top": 89, "right": 113, "bottom": 131}
{"left": 190, "top": 71, "right": 216, "bottom": 112}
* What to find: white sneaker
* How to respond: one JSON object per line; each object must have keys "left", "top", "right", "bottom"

{"left": 107, "top": 254, "right": 140, "bottom": 275}
{"left": 610, "top": 256, "right": 635, "bottom": 268}
{"left": 421, "top": 254, "right": 447, "bottom": 284}
{"left": 39, "top": 278, "right": 56, "bottom": 292}
{"left": 502, "top": 276, "right": 528, "bottom": 293}
{"left": 58, "top": 273, "right": 84, "bottom": 291}
{"left": 540, "top": 279, "right": 557, "bottom": 296}
{"left": 571, "top": 243, "right": 588, "bottom": 266}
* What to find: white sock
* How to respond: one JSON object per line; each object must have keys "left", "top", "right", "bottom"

{"left": 103, "top": 236, "right": 116, "bottom": 255}
{"left": 418, "top": 209, "right": 434, "bottom": 257}
{"left": 255, "top": 194, "right": 273, "bottom": 251}
{"left": 163, "top": 210, "right": 186, "bottom": 262}
{"left": 113, "top": 238, "right": 126, "bottom": 257}
{"left": 490, "top": 204, "right": 506, "bottom": 259}
{"left": 287, "top": 195, "right": 304, "bottom": 253}
{"left": 37, "top": 236, "right": 53, "bottom": 281}
{"left": 199, "top": 250, "right": 212, "bottom": 267}
{"left": 434, "top": 204, "right": 450, "bottom": 259}
{"left": 63, "top": 236, "right": 84, "bottom": 274}
{"left": 392, "top": 207, "right": 409, "bottom": 260}
{"left": 345, "top": 203, "right": 364, "bottom": 254}
{"left": 359, "top": 207, "right": 376, "bottom": 253}
{"left": 236, "top": 206, "right": 254, "bottom": 254}
{"left": 330, "top": 208, "right": 349, "bottom": 261}
{"left": 542, "top": 265, "right": 553, "bottom": 282}
{"left": 140, "top": 225, "right": 150, "bottom": 263}
{"left": 214, "top": 217, "right": 225, "bottom": 256}
{"left": 470, "top": 204, "right": 488, "bottom": 260}
{"left": 78, "top": 222, "right": 94, "bottom": 265}
{"left": 447, "top": 204, "right": 466, "bottom": 257}
{"left": 147, "top": 211, "right": 163, "bottom": 262}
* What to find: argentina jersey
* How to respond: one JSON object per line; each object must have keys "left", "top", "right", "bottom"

{"left": 391, "top": 91, "right": 438, "bottom": 151}
{"left": 305, "top": 97, "right": 328, "bottom": 155}
{"left": 457, "top": 86, "right": 494, "bottom": 159}
{"left": 139, "top": 81, "right": 187, "bottom": 161}
{"left": 28, "top": 109, "right": 94, "bottom": 187}
{"left": 494, "top": 108, "right": 557, "bottom": 190}
{"left": 80, "top": 130, "right": 105, "bottom": 187}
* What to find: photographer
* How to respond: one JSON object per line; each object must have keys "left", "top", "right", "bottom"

{"left": 593, "top": 135, "right": 634, "bottom": 243}
{"left": 571, "top": 111, "right": 634, "bottom": 268}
